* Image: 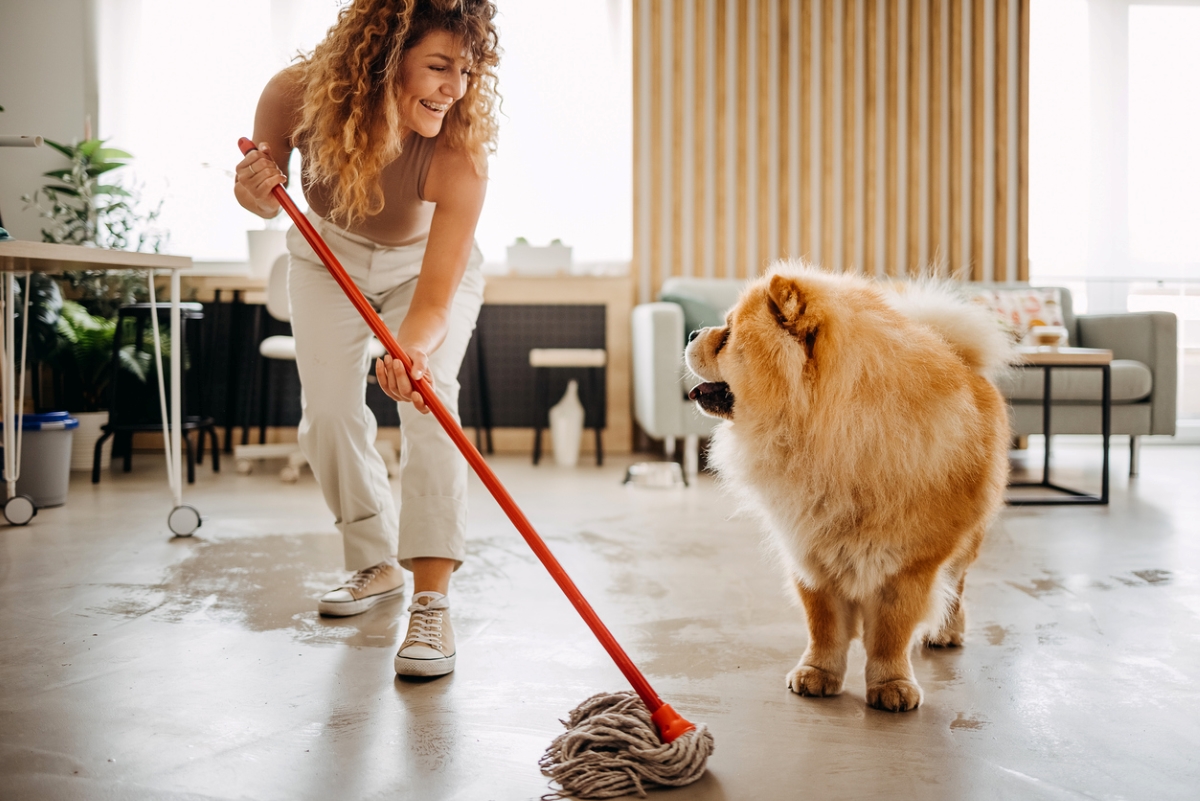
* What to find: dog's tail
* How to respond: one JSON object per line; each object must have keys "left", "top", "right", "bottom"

{"left": 887, "top": 281, "right": 1017, "bottom": 380}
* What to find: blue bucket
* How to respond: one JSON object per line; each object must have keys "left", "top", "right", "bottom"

{"left": 0, "top": 412, "right": 79, "bottom": 507}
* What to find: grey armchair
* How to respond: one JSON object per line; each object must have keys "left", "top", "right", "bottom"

{"left": 631, "top": 278, "right": 745, "bottom": 478}
{"left": 995, "top": 286, "right": 1177, "bottom": 475}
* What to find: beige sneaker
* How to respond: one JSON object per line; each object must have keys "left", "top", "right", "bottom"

{"left": 394, "top": 592, "right": 456, "bottom": 677}
{"left": 317, "top": 561, "right": 405, "bottom": 617}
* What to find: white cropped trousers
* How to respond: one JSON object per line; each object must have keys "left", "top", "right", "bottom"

{"left": 285, "top": 212, "right": 484, "bottom": 572}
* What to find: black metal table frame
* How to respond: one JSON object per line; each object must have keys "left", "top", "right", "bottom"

{"left": 1007, "top": 361, "right": 1112, "bottom": 505}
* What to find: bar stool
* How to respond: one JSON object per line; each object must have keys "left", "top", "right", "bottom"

{"left": 236, "top": 254, "right": 394, "bottom": 481}
{"left": 529, "top": 348, "right": 606, "bottom": 466}
{"left": 93, "top": 302, "right": 219, "bottom": 483}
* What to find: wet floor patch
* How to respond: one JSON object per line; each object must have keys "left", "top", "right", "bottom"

{"left": 1006, "top": 572, "right": 1068, "bottom": 599}
{"left": 950, "top": 712, "right": 989, "bottom": 731}
{"left": 1130, "top": 569, "right": 1172, "bottom": 586}
{"left": 89, "top": 532, "right": 525, "bottom": 649}
{"left": 920, "top": 650, "right": 963, "bottom": 685}
{"left": 90, "top": 533, "right": 400, "bottom": 647}
{"left": 983, "top": 624, "right": 1014, "bottom": 646}
{"left": 634, "top": 616, "right": 793, "bottom": 680}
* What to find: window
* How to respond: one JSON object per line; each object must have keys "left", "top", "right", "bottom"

{"left": 1029, "top": 0, "right": 1200, "bottom": 424}
{"left": 1128, "top": 5, "right": 1200, "bottom": 269}
{"left": 96, "top": 0, "right": 632, "bottom": 268}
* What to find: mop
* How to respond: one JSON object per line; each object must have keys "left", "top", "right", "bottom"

{"left": 237, "top": 140, "right": 713, "bottom": 798}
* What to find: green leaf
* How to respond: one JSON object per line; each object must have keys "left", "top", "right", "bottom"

{"left": 86, "top": 162, "right": 125, "bottom": 176}
{"left": 78, "top": 139, "right": 103, "bottom": 158}
{"left": 117, "top": 345, "right": 150, "bottom": 383}
{"left": 42, "top": 138, "right": 76, "bottom": 158}
{"left": 94, "top": 185, "right": 131, "bottom": 197}
{"left": 95, "top": 148, "right": 133, "bottom": 161}
{"left": 41, "top": 168, "right": 75, "bottom": 181}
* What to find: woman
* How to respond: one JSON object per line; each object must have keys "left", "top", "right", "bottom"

{"left": 233, "top": 0, "right": 499, "bottom": 679}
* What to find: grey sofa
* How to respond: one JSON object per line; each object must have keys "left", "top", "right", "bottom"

{"left": 996, "top": 286, "right": 1176, "bottom": 475}
{"left": 632, "top": 279, "right": 1178, "bottom": 478}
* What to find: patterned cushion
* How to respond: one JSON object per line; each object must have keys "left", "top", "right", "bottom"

{"left": 972, "top": 287, "right": 1067, "bottom": 344}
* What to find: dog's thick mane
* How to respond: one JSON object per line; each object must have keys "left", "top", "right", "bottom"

{"left": 884, "top": 281, "right": 1016, "bottom": 381}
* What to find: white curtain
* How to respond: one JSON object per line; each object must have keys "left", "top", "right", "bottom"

{"left": 1029, "top": 0, "right": 1200, "bottom": 296}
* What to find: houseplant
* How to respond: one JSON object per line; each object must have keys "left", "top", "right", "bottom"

{"left": 22, "top": 136, "right": 168, "bottom": 317}
{"left": 22, "top": 134, "right": 168, "bottom": 467}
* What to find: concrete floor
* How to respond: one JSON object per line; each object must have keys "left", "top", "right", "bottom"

{"left": 1, "top": 439, "right": 1198, "bottom": 800}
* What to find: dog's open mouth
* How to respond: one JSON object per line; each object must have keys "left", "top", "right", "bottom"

{"left": 689, "top": 381, "right": 735, "bottom": 418}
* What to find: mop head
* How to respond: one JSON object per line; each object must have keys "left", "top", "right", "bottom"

{"left": 539, "top": 691, "right": 715, "bottom": 799}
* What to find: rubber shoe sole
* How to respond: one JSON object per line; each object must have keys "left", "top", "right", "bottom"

{"left": 395, "top": 651, "right": 456, "bottom": 678}
{"left": 317, "top": 584, "right": 405, "bottom": 617}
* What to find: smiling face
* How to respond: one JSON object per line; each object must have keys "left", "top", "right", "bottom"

{"left": 398, "top": 29, "right": 473, "bottom": 138}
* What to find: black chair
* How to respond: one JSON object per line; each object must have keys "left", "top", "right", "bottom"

{"left": 92, "top": 302, "right": 219, "bottom": 483}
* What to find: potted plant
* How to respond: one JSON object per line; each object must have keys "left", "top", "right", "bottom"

{"left": 23, "top": 136, "right": 168, "bottom": 316}
{"left": 506, "top": 237, "right": 573, "bottom": 275}
{"left": 21, "top": 132, "right": 168, "bottom": 468}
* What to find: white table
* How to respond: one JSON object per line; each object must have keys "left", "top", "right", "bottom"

{"left": 0, "top": 240, "right": 200, "bottom": 534}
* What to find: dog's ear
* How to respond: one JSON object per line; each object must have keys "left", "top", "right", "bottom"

{"left": 768, "top": 274, "right": 818, "bottom": 359}
{"left": 768, "top": 274, "right": 807, "bottom": 328}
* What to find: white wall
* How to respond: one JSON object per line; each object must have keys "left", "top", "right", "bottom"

{"left": 0, "top": 0, "right": 95, "bottom": 242}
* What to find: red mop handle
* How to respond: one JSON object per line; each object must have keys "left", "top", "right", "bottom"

{"left": 238, "top": 138, "right": 693, "bottom": 742}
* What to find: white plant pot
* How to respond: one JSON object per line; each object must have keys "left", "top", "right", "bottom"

{"left": 247, "top": 229, "right": 288, "bottom": 281}
{"left": 506, "top": 243, "right": 572, "bottom": 275}
{"left": 70, "top": 410, "right": 110, "bottom": 472}
{"left": 549, "top": 380, "right": 585, "bottom": 467}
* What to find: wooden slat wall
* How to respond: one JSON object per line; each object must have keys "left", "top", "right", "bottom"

{"left": 633, "top": 0, "right": 1030, "bottom": 302}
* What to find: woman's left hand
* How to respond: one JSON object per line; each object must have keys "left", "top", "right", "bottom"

{"left": 376, "top": 350, "right": 433, "bottom": 414}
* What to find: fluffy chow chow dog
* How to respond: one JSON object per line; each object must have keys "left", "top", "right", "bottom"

{"left": 686, "top": 264, "right": 1013, "bottom": 712}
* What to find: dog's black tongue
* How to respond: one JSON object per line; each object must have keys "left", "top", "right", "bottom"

{"left": 689, "top": 382, "right": 725, "bottom": 400}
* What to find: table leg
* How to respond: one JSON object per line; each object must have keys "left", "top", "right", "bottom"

{"left": 1041, "top": 366, "right": 1052, "bottom": 486}
{"left": 3, "top": 272, "right": 15, "bottom": 501}
{"left": 171, "top": 270, "right": 183, "bottom": 507}
{"left": 1101, "top": 363, "right": 1111, "bottom": 504}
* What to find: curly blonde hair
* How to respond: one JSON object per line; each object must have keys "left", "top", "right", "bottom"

{"left": 293, "top": 0, "right": 500, "bottom": 226}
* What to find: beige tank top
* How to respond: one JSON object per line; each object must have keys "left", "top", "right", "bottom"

{"left": 302, "top": 132, "right": 438, "bottom": 247}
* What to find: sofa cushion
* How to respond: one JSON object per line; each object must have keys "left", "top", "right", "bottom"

{"left": 972, "top": 287, "right": 1068, "bottom": 344}
{"left": 659, "top": 278, "right": 746, "bottom": 337}
{"left": 1000, "top": 359, "right": 1153, "bottom": 404}
{"left": 659, "top": 293, "right": 726, "bottom": 338}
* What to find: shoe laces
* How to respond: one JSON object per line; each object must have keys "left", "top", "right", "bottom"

{"left": 345, "top": 563, "right": 386, "bottom": 592}
{"left": 405, "top": 594, "right": 450, "bottom": 649}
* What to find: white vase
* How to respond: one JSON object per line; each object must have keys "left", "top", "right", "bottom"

{"left": 70, "top": 410, "right": 110, "bottom": 472}
{"left": 247, "top": 229, "right": 288, "bottom": 280}
{"left": 549, "top": 380, "right": 585, "bottom": 467}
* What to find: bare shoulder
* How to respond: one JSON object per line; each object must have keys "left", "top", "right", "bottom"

{"left": 424, "top": 140, "right": 487, "bottom": 209}
{"left": 255, "top": 66, "right": 305, "bottom": 146}
{"left": 262, "top": 65, "right": 305, "bottom": 105}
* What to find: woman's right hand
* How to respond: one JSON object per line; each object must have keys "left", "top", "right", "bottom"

{"left": 233, "top": 142, "right": 286, "bottom": 218}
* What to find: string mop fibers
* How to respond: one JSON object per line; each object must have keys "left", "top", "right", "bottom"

{"left": 237, "top": 140, "right": 714, "bottom": 799}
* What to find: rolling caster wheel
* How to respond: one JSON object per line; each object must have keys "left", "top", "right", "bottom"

{"left": 236, "top": 459, "right": 254, "bottom": 475}
{"left": 168, "top": 505, "right": 201, "bottom": 537}
{"left": 279, "top": 465, "right": 300, "bottom": 483}
{"left": 3, "top": 495, "right": 37, "bottom": 526}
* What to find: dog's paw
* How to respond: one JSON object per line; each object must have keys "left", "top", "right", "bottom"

{"left": 923, "top": 630, "right": 964, "bottom": 648}
{"left": 867, "top": 679, "right": 923, "bottom": 712}
{"left": 786, "top": 665, "right": 843, "bottom": 697}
